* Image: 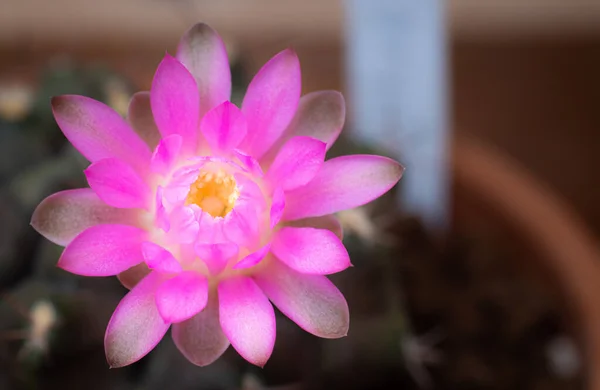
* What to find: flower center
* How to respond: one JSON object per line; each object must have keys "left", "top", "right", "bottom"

{"left": 186, "top": 170, "right": 239, "bottom": 218}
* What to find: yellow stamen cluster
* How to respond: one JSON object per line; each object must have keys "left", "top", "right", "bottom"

{"left": 186, "top": 170, "right": 240, "bottom": 218}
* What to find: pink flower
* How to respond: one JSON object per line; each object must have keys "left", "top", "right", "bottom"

{"left": 31, "top": 23, "right": 403, "bottom": 368}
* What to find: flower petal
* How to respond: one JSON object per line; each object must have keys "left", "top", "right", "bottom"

{"left": 223, "top": 205, "right": 260, "bottom": 248}
{"left": 200, "top": 101, "right": 247, "bottom": 155}
{"left": 150, "top": 134, "right": 182, "bottom": 175}
{"left": 141, "top": 242, "right": 182, "bottom": 274}
{"left": 118, "top": 263, "right": 151, "bottom": 290}
{"left": 218, "top": 276, "right": 275, "bottom": 367}
{"left": 155, "top": 271, "right": 208, "bottom": 323}
{"left": 155, "top": 186, "right": 170, "bottom": 232}
{"left": 234, "top": 150, "right": 263, "bottom": 177}
{"left": 58, "top": 224, "right": 146, "bottom": 276}
{"left": 105, "top": 272, "right": 169, "bottom": 368}
{"left": 51, "top": 95, "right": 151, "bottom": 172}
{"left": 31, "top": 188, "right": 139, "bottom": 246}
{"left": 269, "top": 187, "right": 285, "bottom": 228}
{"left": 233, "top": 243, "right": 271, "bottom": 270}
{"left": 167, "top": 205, "right": 200, "bottom": 244}
{"left": 195, "top": 242, "right": 239, "bottom": 275}
{"left": 127, "top": 91, "right": 161, "bottom": 149}
{"left": 177, "top": 23, "right": 231, "bottom": 117}
{"left": 271, "top": 227, "right": 350, "bottom": 275}
{"left": 285, "top": 215, "right": 343, "bottom": 240}
{"left": 151, "top": 54, "right": 200, "bottom": 153}
{"left": 85, "top": 158, "right": 150, "bottom": 209}
{"left": 240, "top": 49, "right": 301, "bottom": 159}
{"left": 284, "top": 155, "right": 403, "bottom": 220}
{"left": 254, "top": 260, "right": 349, "bottom": 338}
{"left": 195, "top": 210, "right": 226, "bottom": 245}
{"left": 261, "top": 90, "right": 345, "bottom": 164}
{"left": 266, "top": 136, "right": 326, "bottom": 191}
{"left": 172, "top": 294, "right": 230, "bottom": 367}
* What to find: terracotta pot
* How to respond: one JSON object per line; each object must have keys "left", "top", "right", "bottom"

{"left": 452, "top": 135, "right": 600, "bottom": 389}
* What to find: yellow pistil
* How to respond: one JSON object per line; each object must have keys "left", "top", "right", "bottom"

{"left": 186, "top": 170, "right": 240, "bottom": 218}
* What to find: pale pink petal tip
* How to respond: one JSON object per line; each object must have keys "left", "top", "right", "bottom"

{"left": 177, "top": 22, "right": 231, "bottom": 116}
{"left": 127, "top": 91, "right": 161, "bottom": 149}
{"left": 261, "top": 90, "right": 345, "bottom": 164}
{"left": 172, "top": 295, "right": 230, "bottom": 366}
{"left": 105, "top": 272, "right": 169, "bottom": 368}
{"left": 218, "top": 277, "right": 276, "bottom": 367}
{"left": 51, "top": 95, "right": 151, "bottom": 172}
{"left": 255, "top": 260, "right": 349, "bottom": 338}
{"left": 31, "top": 188, "right": 138, "bottom": 247}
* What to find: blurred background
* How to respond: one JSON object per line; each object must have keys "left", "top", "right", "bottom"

{"left": 0, "top": 0, "right": 599, "bottom": 389}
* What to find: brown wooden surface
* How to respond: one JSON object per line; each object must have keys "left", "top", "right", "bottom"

{"left": 453, "top": 39, "right": 600, "bottom": 235}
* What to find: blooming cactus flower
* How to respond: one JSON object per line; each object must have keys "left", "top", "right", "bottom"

{"left": 31, "top": 23, "right": 403, "bottom": 368}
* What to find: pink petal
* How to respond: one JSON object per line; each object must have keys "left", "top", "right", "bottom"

{"left": 167, "top": 206, "right": 200, "bottom": 244}
{"left": 271, "top": 227, "right": 350, "bottom": 275}
{"left": 31, "top": 188, "right": 139, "bottom": 246}
{"left": 155, "top": 271, "right": 208, "bottom": 323}
{"left": 235, "top": 173, "right": 267, "bottom": 209}
{"left": 105, "top": 272, "right": 169, "bottom": 368}
{"left": 200, "top": 101, "right": 247, "bottom": 155}
{"left": 84, "top": 158, "right": 150, "bottom": 209}
{"left": 195, "top": 242, "right": 238, "bottom": 275}
{"left": 285, "top": 215, "right": 343, "bottom": 240}
{"left": 176, "top": 23, "right": 231, "bottom": 117}
{"left": 233, "top": 243, "right": 271, "bottom": 270}
{"left": 141, "top": 242, "right": 182, "bottom": 273}
{"left": 218, "top": 276, "right": 276, "bottom": 367}
{"left": 150, "top": 134, "right": 182, "bottom": 175}
{"left": 51, "top": 95, "right": 151, "bottom": 173}
{"left": 234, "top": 150, "right": 263, "bottom": 177}
{"left": 240, "top": 49, "right": 301, "bottom": 159}
{"left": 266, "top": 136, "right": 326, "bottom": 191}
{"left": 261, "top": 90, "right": 345, "bottom": 164}
{"left": 269, "top": 187, "right": 285, "bottom": 228}
{"left": 155, "top": 186, "right": 170, "bottom": 232}
{"left": 195, "top": 211, "right": 226, "bottom": 244}
{"left": 58, "top": 224, "right": 146, "bottom": 276}
{"left": 127, "top": 91, "right": 161, "bottom": 149}
{"left": 151, "top": 54, "right": 200, "bottom": 153}
{"left": 284, "top": 155, "right": 404, "bottom": 220}
{"left": 223, "top": 205, "right": 260, "bottom": 248}
{"left": 254, "top": 260, "right": 349, "bottom": 338}
{"left": 118, "top": 263, "right": 151, "bottom": 290}
{"left": 172, "top": 294, "right": 230, "bottom": 367}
